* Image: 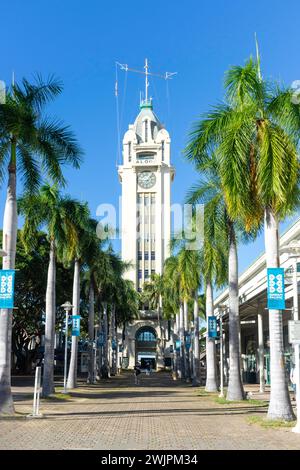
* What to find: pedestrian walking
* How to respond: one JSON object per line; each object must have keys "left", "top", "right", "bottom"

{"left": 134, "top": 363, "right": 141, "bottom": 385}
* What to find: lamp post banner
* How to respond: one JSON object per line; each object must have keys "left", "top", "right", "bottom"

{"left": 0, "top": 269, "right": 15, "bottom": 309}
{"left": 71, "top": 315, "right": 81, "bottom": 336}
{"left": 267, "top": 268, "right": 285, "bottom": 310}
{"left": 208, "top": 316, "right": 218, "bottom": 338}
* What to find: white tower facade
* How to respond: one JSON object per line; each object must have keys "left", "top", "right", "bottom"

{"left": 118, "top": 101, "right": 175, "bottom": 290}
{"left": 117, "top": 95, "right": 175, "bottom": 370}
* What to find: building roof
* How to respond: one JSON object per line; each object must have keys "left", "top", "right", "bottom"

{"left": 133, "top": 106, "right": 163, "bottom": 143}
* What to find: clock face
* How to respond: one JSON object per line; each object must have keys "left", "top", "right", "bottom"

{"left": 138, "top": 171, "right": 156, "bottom": 189}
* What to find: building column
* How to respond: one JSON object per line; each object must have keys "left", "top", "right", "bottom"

{"left": 257, "top": 307, "right": 265, "bottom": 393}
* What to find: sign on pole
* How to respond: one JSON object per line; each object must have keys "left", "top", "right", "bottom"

{"left": 0, "top": 270, "right": 15, "bottom": 309}
{"left": 288, "top": 320, "right": 300, "bottom": 344}
{"left": 208, "top": 316, "right": 218, "bottom": 338}
{"left": 71, "top": 315, "right": 81, "bottom": 336}
{"left": 185, "top": 333, "right": 191, "bottom": 350}
{"left": 97, "top": 332, "right": 104, "bottom": 347}
{"left": 112, "top": 339, "right": 117, "bottom": 350}
{"left": 267, "top": 268, "right": 285, "bottom": 310}
{"left": 175, "top": 340, "right": 181, "bottom": 351}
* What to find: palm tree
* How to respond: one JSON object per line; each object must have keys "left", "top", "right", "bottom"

{"left": 177, "top": 247, "right": 202, "bottom": 382}
{"left": 186, "top": 55, "right": 298, "bottom": 419}
{"left": 187, "top": 156, "right": 245, "bottom": 399}
{"left": 164, "top": 256, "right": 185, "bottom": 378}
{"left": 19, "top": 185, "right": 82, "bottom": 397}
{"left": 0, "top": 76, "right": 82, "bottom": 413}
{"left": 143, "top": 273, "right": 164, "bottom": 344}
{"left": 115, "top": 278, "right": 139, "bottom": 373}
{"left": 185, "top": 171, "right": 228, "bottom": 392}
{"left": 65, "top": 203, "right": 91, "bottom": 390}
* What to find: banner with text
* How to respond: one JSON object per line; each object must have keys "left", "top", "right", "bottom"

{"left": 267, "top": 268, "right": 285, "bottom": 310}
{"left": 208, "top": 316, "right": 218, "bottom": 338}
{"left": 72, "top": 315, "right": 81, "bottom": 336}
{"left": 0, "top": 270, "right": 15, "bottom": 309}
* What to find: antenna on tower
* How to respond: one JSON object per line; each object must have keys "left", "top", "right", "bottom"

{"left": 116, "top": 59, "right": 177, "bottom": 109}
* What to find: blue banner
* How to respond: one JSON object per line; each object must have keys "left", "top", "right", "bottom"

{"left": 0, "top": 270, "right": 15, "bottom": 309}
{"left": 185, "top": 333, "right": 191, "bottom": 350}
{"left": 267, "top": 268, "right": 285, "bottom": 310}
{"left": 112, "top": 339, "right": 117, "bottom": 350}
{"left": 175, "top": 340, "right": 181, "bottom": 351}
{"left": 208, "top": 316, "right": 218, "bottom": 338}
{"left": 97, "top": 332, "right": 104, "bottom": 347}
{"left": 71, "top": 315, "right": 81, "bottom": 336}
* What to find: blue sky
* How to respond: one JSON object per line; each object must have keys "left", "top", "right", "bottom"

{"left": 1, "top": 0, "right": 300, "bottom": 273}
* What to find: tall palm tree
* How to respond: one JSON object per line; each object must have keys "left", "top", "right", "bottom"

{"left": 186, "top": 172, "right": 228, "bottom": 393}
{"left": 19, "top": 185, "right": 81, "bottom": 397}
{"left": 186, "top": 55, "right": 298, "bottom": 419}
{"left": 65, "top": 203, "right": 91, "bottom": 390}
{"left": 177, "top": 247, "right": 202, "bottom": 382}
{"left": 0, "top": 76, "right": 82, "bottom": 414}
{"left": 187, "top": 156, "right": 245, "bottom": 398}
{"left": 164, "top": 256, "right": 185, "bottom": 378}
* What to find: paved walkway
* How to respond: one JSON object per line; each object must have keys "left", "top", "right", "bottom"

{"left": 0, "top": 372, "right": 300, "bottom": 450}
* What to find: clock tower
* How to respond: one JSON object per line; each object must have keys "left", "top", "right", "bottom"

{"left": 117, "top": 91, "right": 175, "bottom": 370}
{"left": 118, "top": 99, "right": 175, "bottom": 290}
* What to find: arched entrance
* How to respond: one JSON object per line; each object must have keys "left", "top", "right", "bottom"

{"left": 135, "top": 326, "right": 157, "bottom": 370}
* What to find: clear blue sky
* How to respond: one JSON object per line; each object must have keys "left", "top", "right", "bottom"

{"left": 1, "top": 0, "right": 300, "bottom": 273}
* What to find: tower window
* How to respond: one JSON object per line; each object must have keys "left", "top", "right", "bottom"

{"left": 128, "top": 142, "right": 131, "bottom": 162}
{"left": 144, "top": 120, "right": 148, "bottom": 142}
{"left": 161, "top": 141, "right": 165, "bottom": 161}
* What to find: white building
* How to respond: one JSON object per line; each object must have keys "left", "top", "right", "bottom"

{"left": 117, "top": 93, "right": 175, "bottom": 370}
{"left": 213, "top": 217, "right": 300, "bottom": 387}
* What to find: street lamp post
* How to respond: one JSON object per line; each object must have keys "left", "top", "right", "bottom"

{"left": 280, "top": 241, "right": 300, "bottom": 433}
{"left": 61, "top": 301, "right": 73, "bottom": 394}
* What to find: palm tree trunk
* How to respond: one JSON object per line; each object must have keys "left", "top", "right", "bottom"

{"left": 0, "top": 145, "right": 17, "bottom": 414}
{"left": 158, "top": 295, "right": 164, "bottom": 352}
{"left": 205, "top": 279, "right": 218, "bottom": 392}
{"left": 264, "top": 207, "right": 295, "bottom": 420}
{"left": 192, "top": 293, "right": 200, "bottom": 386}
{"left": 87, "top": 283, "right": 95, "bottom": 384}
{"left": 179, "top": 302, "right": 185, "bottom": 379}
{"left": 67, "top": 259, "right": 80, "bottom": 389}
{"left": 42, "top": 239, "right": 56, "bottom": 397}
{"left": 97, "top": 309, "right": 102, "bottom": 380}
{"left": 110, "top": 304, "right": 117, "bottom": 376}
{"left": 183, "top": 299, "right": 191, "bottom": 381}
{"left": 173, "top": 312, "right": 179, "bottom": 380}
{"left": 227, "top": 222, "right": 244, "bottom": 400}
{"left": 102, "top": 302, "right": 109, "bottom": 378}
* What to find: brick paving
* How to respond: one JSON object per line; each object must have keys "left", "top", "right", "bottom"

{"left": 0, "top": 371, "right": 300, "bottom": 450}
